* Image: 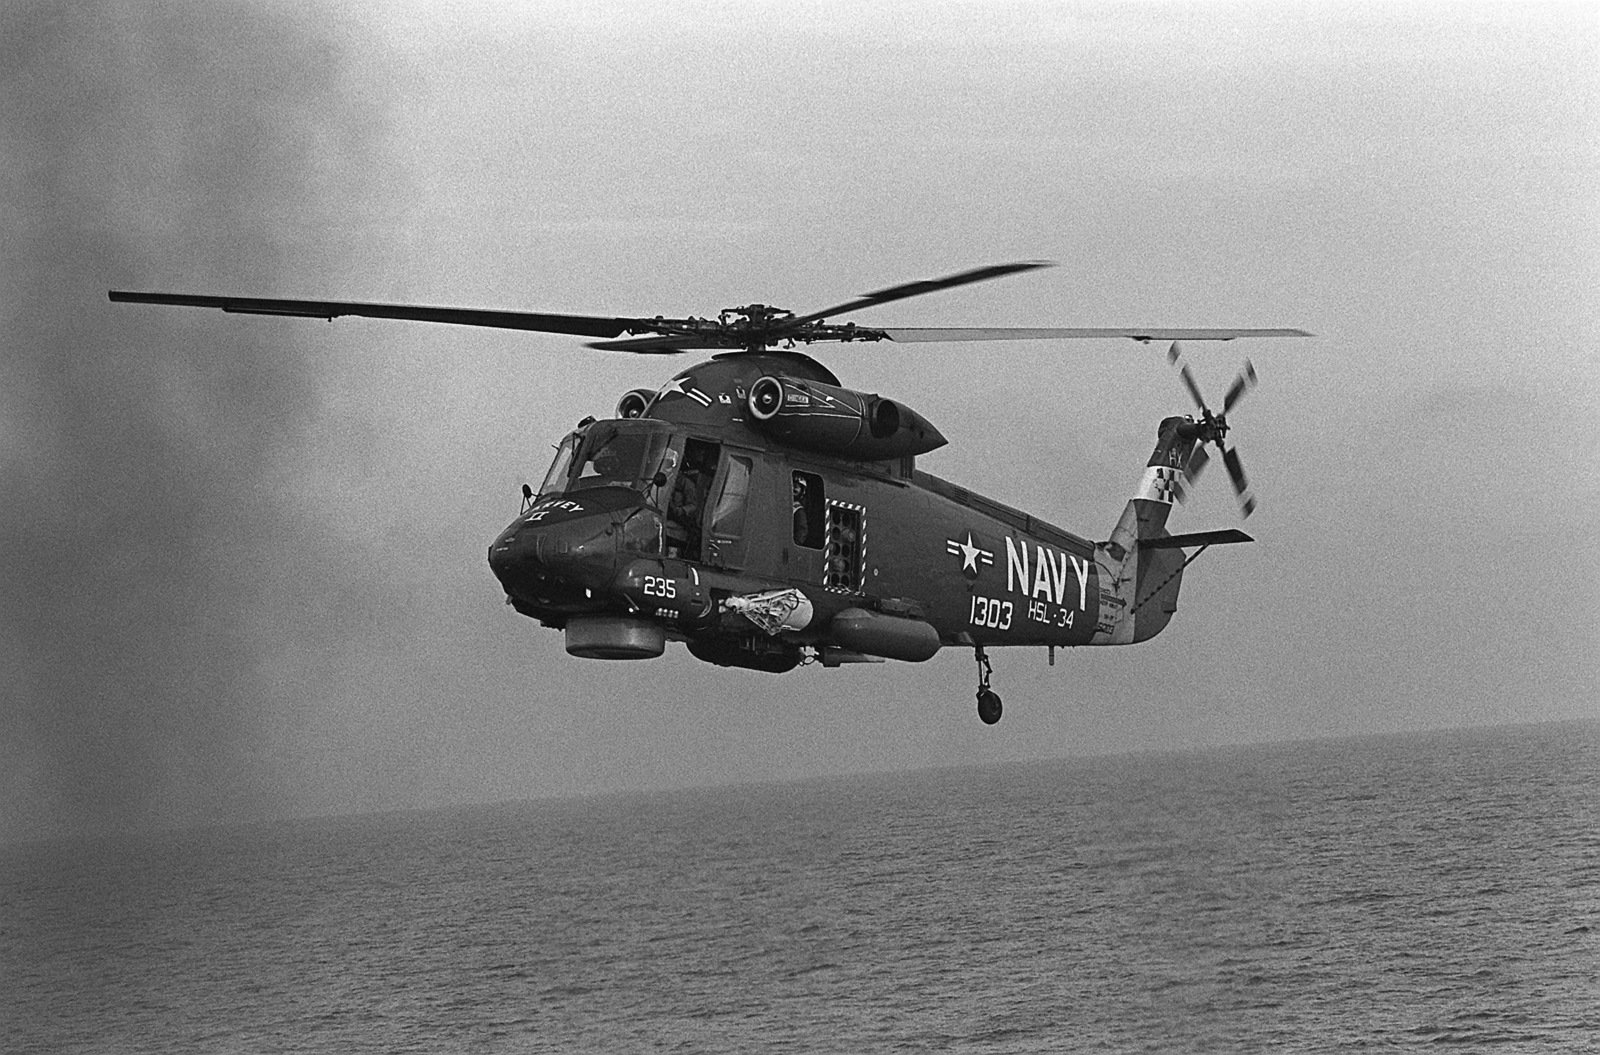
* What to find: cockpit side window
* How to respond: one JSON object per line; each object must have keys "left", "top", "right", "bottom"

{"left": 572, "top": 428, "right": 644, "bottom": 490}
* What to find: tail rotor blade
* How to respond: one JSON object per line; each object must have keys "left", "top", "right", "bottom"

{"left": 1221, "top": 445, "right": 1256, "bottom": 518}
{"left": 1179, "top": 364, "right": 1209, "bottom": 414}
{"left": 1174, "top": 443, "right": 1209, "bottom": 504}
{"left": 1168, "top": 343, "right": 1209, "bottom": 412}
{"left": 1222, "top": 360, "right": 1257, "bottom": 414}
{"left": 1184, "top": 443, "right": 1210, "bottom": 486}
{"left": 1167, "top": 344, "right": 1263, "bottom": 518}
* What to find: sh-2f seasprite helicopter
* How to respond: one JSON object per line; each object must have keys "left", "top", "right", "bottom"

{"left": 110, "top": 262, "right": 1309, "bottom": 724}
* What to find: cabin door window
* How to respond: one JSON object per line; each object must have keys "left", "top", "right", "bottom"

{"left": 706, "top": 453, "right": 753, "bottom": 569}
{"left": 792, "top": 471, "right": 825, "bottom": 549}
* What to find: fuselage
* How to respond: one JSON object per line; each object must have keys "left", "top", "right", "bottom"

{"left": 487, "top": 351, "right": 1133, "bottom": 670}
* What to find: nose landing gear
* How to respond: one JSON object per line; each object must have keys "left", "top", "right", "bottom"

{"left": 974, "top": 644, "right": 1002, "bottom": 725}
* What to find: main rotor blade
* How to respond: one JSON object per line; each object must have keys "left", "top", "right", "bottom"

{"left": 108, "top": 291, "right": 643, "bottom": 340}
{"left": 1222, "top": 360, "right": 1258, "bottom": 414}
{"left": 875, "top": 327, "right": 1310, "bottom": 343}
{"left": 585, "top": 336, "right": 701, "bottom": 354}
{"left": 111, "top": 290, "right": 1313, "bottom": 350}
{"left": 780, "top": 261, "right": 1054, "bottom": 331}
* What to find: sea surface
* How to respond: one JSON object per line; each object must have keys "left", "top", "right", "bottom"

{"left": 4, "top": 721, "right": 1596, "bottom": 1053}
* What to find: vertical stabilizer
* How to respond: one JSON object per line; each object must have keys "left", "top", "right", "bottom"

{"left": 1094, "top": 417, "right": 1197, "bottom": 644}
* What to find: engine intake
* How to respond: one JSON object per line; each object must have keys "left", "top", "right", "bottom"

{"left": 615, "top": 388, "right": 654, "bottom": 419}
{"left": 747, "top": 375, "right": 945, "bottom": 459}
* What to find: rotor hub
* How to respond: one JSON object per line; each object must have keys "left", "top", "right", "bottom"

{"left": 720, "top": 303, "right": 794, "bottom": 329}
{"left": 1198, "top": 409, "right": 1229, "bottom": 445}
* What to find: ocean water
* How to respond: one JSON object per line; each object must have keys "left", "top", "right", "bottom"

{"left": 4, "top": 721, "right": 1596, "bottom": 1053}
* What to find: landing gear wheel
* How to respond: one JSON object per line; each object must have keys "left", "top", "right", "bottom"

{"left": 977, "top": 688, "right": 1003, "bottom": 725}
{"left": 973, "top": 644, "right": 1001, "bottom": 725}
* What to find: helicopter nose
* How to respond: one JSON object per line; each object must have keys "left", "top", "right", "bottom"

{"left": 488, "top": 512, "right": 620, "bottom": 597}
{"left": 488, "top": 522, "right": 542, "bottom": 583}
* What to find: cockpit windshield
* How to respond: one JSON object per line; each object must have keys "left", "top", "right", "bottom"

{"left": 538, "top": 420, "right": 672, "bottom": 497}
{"left": 536, "top": 434, "right": 579, "bottom": 497}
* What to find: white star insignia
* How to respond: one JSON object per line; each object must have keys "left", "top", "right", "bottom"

{"left": 656, "top": 376, "right": 693, "bottom": 399}
{"left": 945, "top": 531, "right": 994, "bottom": 577}
{"left": 957, "top": 532, "right": 982, "bottom": 573}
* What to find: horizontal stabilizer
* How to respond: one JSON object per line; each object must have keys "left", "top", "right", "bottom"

{"left": 1140, "top": 529, "right": 1254, "bottom": 550}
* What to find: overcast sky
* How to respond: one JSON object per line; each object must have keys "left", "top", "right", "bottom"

{"left": 3, "top": 0, "right": 1595, "bottom": 843}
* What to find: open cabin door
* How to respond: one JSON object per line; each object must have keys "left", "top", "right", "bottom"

{"left": 664, "top": 437, "right": 720, "bottom": 562}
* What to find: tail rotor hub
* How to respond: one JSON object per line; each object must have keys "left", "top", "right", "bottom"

{"left": 1197, "top": 409, "right": 1229, "bottom": 445}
